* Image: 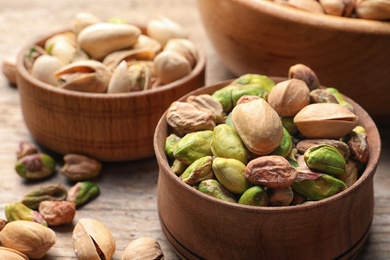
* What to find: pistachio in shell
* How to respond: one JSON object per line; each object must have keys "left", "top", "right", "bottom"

{"left": 31, "top": 54, "right": 63, "bottom": 86}
{"left": 146, "top": 16, "right": 188, "bottom": 46}
{"left": 288, "top": 63, "right": 320, "bottom": 90}
{"left": 232, "top": 98, "right": 283, "bottom": 155}
{"left": 186, "top": 94, "right": 225, "bottom": 124}
{"left": 0, "top": 247, "right": 28, "bottom": 260}
{"left": 293, "top": 103, "right": 358, "bottom": 139}
{"left": 122, "top": 237, "right": 164, "bottom": 260}
{"left": 154, "top": 50, "right": 191, "bottom": 84}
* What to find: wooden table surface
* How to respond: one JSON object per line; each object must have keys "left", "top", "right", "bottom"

{"left": 0, "top": 1, "right": 389, "bottom": 259}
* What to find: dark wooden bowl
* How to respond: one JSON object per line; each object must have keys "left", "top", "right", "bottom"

{"left": 197, "top": 0, "right": 390, "bottom": 123}
{"left": 15, "top": 29, "right": 206, "bottom": 162}
{"left": 154, "top": 79, "right": 381, "bottom": 259}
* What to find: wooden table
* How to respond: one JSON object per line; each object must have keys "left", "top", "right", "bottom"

{"left": 0, "top": 1, "right": 389, "bottom": 259}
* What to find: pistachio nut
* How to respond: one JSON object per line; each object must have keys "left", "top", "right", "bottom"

{"left": 132, "top": 34, "right": 162, "bottom": 55}
{"left": 173, "top": 130, "right": 213, "bottom": 165}
{"left": 166, "top": 101, "right": 216, "bottom": 134}
{"left": 31, "top": 54, "right": 63, "bottom": 86}
{"left": 21, "top": 184, "right": 68, "bottom": 210}
{"left": 267, "top": 79, "right": 310, "bottom": 117}
{"left": 24, "top": 44, "right": 47, "bottom": 72}
{"left": 154, "top": 50, "right": 192, "bottom": 84}
{"left": 0, "top": 218, "right": 6, "bottom": 232}
{"left": 326, "top": 87, "right": 354, "bottom": 112}
{"left": 77, "top": 22, "right": 141, "bottom": 60}
{"left": 5, "top": 202, "right": 48, "bottom": 226}
{"left": 198, "top": 179, "right": 237, "bottom": 203}
{"left": 347, "top": 126, "right": 369, "bottom": 163}
{"left": 171, "top": 159, "right": 187, "bottom": 176}
{"left": 212, "top": 157, "right": 251, "bottom": 194}
{"left": 291, "top": 173, "right": 347, "bottom": 200}
{"left": 15, "top": 153, "right": 56, "bottom": 180}
{"left": 231, "top": 73, "right": 275, "bottom": 93}
{"left": 2, "top": 56, "right": 17, "bottom": 85}
{"left": 281, "top": 117, "right": 298, "bottom": 135}
{"left": 60, "top": 154, "right": 102, "bottom": 181}
{"left": 0, "top": 247, "right": 28, "bottom": 260}
{"left": 271, "top": 127, "right": 293, "bottom": 158}
{"left": 38, "top": 200, "right": 76, "bottom": 226}
{"left": 232, "top": 98, "right": 283, "bottom": 155}
{"left": 238, "top": 186, "right": 268, "bottom": 206}
{"left": 309, "top": 88, "right": 338, "bottom": 104}
{"left": 355, "top": 0, "right": 390, "bottom": 20}
{"left": 319, "top": 0, "right": 355, "bottom": 16}
{"left": 15, "top": 140, "right": 38, "bottom": 160}
{"left": 72, "top": 12, "right": 101, "bottom": 35}
{"left": 287, "top": 148, "right": 300, "bottom": 168}
{"left": 291, "top": 191, "right": 308, "bottom": 205}
{"left": 73, "top": 218, "right": 116, "bottom": 260}
{"left": 164, "top": 38, "right": 198, "bottom": 68}
{"left": 45, "top": 31, "right": 77, "bottom": 52}
{"left": 296, "top": 139, "right": 351, "bottom": 160}
{"left": 288, "top": 63, "right": 320, "bottom": 90}
{"left": 186, "top": 94, "right": 225, "bottom": 124}
{"left": 0, "top": 220, "right": 56, "bottom": 259}
{"left": 146, "top": 16, "right": 188, "bottom": 46}
{"left": 122, "top": 237, "right": 164, "bottom": 260}
{"left": 68, "top": 181, "right": 100, "bottom": 207}
{"left": 294, "top": 103, "right": 358, "bottom": 139}
{"left": 304, "top": 144, "right": 346, "bottom": 175}
{"left": 55, "top": 60, "right": 112, "bottom": 93}
{"left": 267, "top": 187, "right": 294, "bottom": 206}
{"left": 180, "top": 156, "right": 214, "bottom": 186}
{"left": 337, "top": 159, "right": 359, "bottom": 188}
{"left": 45, "top": 32, "right": 78, "bottom": 65}
{"left": 165, "top": 133, "right": 181, "bottom": 159}
{"left": 211, "top": 85, "right": 237, "bottom": 113}
{"left": 102, "top": 49, "right": 156, "bottom": 71}
{"left": 287, "top": 0, "right": 325, "bottom": 13}
{"left": 245, "top": 155, "right": 298, "bottom": 189}
{"left": 211, "top": 124, "right": 249, "bottom": 164}
{"left": 231, "top": 85, "right": 269, "bottom": 107}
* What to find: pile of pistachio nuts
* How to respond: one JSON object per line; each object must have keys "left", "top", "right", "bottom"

{"left": 164, "top": 64, "right": 369, "bottom": 207}
{"left": 271, "top": 0, "right": 390, "bottom": 21}
{"left": 24, "top": 12, "right": 198, "bottom": 93}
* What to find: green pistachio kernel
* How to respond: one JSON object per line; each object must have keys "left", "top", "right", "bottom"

{"left": 271, "top": 127, "right": 293, "bottom": 158}
{"left": 180, "top": 156, "right": 214, "bottom": 186}
{"left": 291, "top": 174, "right": 347, "bottom": 201}
{"left": 211, "top": 124, "right": 249, "bottom": 164}
{"left": 211, "top": 85, "right": 237, "bottom": 113}
{"left": 15, "top": 153, "right": 56, "bottom": 180}
{"left": 326, "top": 87, "right": 354, "bottom": 112}
{"left": 173, "top": 130, "right": 213, "bottom": 165}
{"left": 198, "top": 179, "right": 237, "bottom": 203}
{"left": 238, "top": 186, "right": 268, "bottom": 206}
{"left": 171, "top": 159, "right": 187, "bottom": 176}
{"left": 165, "top": 133, "right": 181, "bottom": 160}
{"left": 212, "top": 157, "right": 251, "bottom": 194}
{"left": 304, "top": 144, "right": 346, "bottom": 175}
{"left": 21, "top": 184, "right": 68, "bottom": 210}
{"left": 68, "top": 181, "right": 100, "bottom": 207}
{"left": 231, "top": 74, "right": 275, "bottom": 93}
{"left": 281, "top": 117, "right": 298, "bottom": 135}
{"left": 5, "top": 202, "right": 47, "bottom": 226}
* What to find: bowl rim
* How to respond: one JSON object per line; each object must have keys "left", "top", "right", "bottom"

{"left": 154, "top": 78, "right": 382, "bottom": 213}
{"left": 230, "top": 0, "right": 390, "bottom": 34}
{"left": 16, "top": 27, "right": 206, "bottom": 100}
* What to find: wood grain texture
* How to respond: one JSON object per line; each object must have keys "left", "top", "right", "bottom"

{"left": 0, "top": 0, "right": 389, "bottom": 259}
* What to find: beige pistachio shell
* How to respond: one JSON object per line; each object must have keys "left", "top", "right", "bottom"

{"left": 45, "top": 31, "right": 77, "bottom": 51}
{"left": 103, "top": 48, "right": 156, "bottom": 71}
{"left": 0, "top": 248, "right": 29, "bottom": 260}
{"left": 55, "top": 60, "right": 112, "bottom": 93}
{"left": 146, "top": 16, "right": 188, "bottom": 46}
{"left": 355, "top": 0, "right": 390, "bottom": 20}
{"left": 72, "top": 12, "right": 101, "bottom": 35}
{"left": 154, "top": 50, "right": 191, "bottom": 84}
{"left": 287, "top": 0, "right": 325, "bottom": 13}
{"left": 31, "top": 54, "right": 64, "bottom": 86}
{"left": 49, "top": 40, "right": 78, "bottom": 65}
{"left": 122, "top": 237, "right": 164, "bottom": 260}
{"left": 132, "top": 34, "right": 162, "bottom": 55}
{"left": 164, "top": 38, "right": 198, "bottom": 68}
{"left": 319, "top": 0, "right": 355, "bottom": 16}
{"left": 77, "top": 23, "right": 141, "bottom": 60}
{"left": 72, "top": 218, "right": 116, "bottom": 260}
{"left": 294, "top": 103, "right": 358, "bottom": 138}
{"left": 232, "top": 98, "right": 283, "bottom": 155}
{"left": 2, "top": 56, "right": 17, "bottom": 85}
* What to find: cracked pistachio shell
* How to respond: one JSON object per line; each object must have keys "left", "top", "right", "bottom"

{"left": 77, "top": 22, "right": 141, "bottom": 60}
{"left": 146, "top": 16, "right": 188, "bottom": 46}
{"left": 232, "top": 98, "right": 283, "bottom": 155}
{"left": 21, "top": 184, "right": 68, "bottom": 210}
{"left": 0, "top": 220, "right": 56, "bottom": 259}
{"left": 211, "top": 124, "right": 249, "bottom": 164}
{"left": 164, "top": 38, "right": 198, "bottom": 68}
{"left": 73, "top": 218, "right": 116, "bottom": 260}
{"left": 55, "top": 60, "right": 112, "bottom": 93}
{"left": 72, "top": 12, "right": 101, "bottom": 35}
{"left": 212, "top": 157, "right": 251, "bottom": 194}
{"left": 103, "top": 49, "right": 156, "bottom": 71}
{"left": 165, "top": 133, "right": 181, "bottom": 159}
{"left": 347, "top": 126, "right": 369, "bottom": 163}
{"left": 0, "top": 247, "right": 28, "bottom": 260}
{"left": 296, "top": 139, "right": 351, "bottom": 160}
{"left": 122, "top": 237, "right": 164, "bottom": 260}
{"left": 173, "top": 130, "right": 213, "bottom": 165}
{"left": 238, "top": 186, "right": 268, "bottom": 206}
{"left": 186, "top": 94, "right": 225, "bottom": 124}
{"left": 288, "top": 63, "right": 320, "bottom": 90}
{"left": 45, "top": 32, "right": 78, "bottom": 65}
{"left": 15, "top": 153, "right": 56, "bottom": 180}
{"left": 132, "top": 34, "right": 162, "bottom": 54}
{"left": 166, "top": 101, "right": 216, "bottom": 134}
{"left": 291, "top": 174, "right": 347, "bottom": 200}
{"left": 271, "top": 127, "right": 293, "bottom": 158}
{"left": 267, "top": 79, "right": 310, "bottom": 117}
{"left": 154, "top": 50, "right": 191, "bottom": 84}
{"left": 180, "top": 156, "right": 213, "bottom": 186}
{"left": 304, "top": 144, "right": 346, "bottom": 175}
{"left": 198, "top": 179, "right": 237, "bottom": 203}
{"left": 31, "top": 54, "right": 63, "bottom": 86}
{"left": 5, "top": 202, "right": 48, "bottom": 226}
{"left": 294, "top": 103, "right": 358, "bottom": 139}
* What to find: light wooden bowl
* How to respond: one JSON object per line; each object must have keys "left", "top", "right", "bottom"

{"left": 16, "top": 29, "right": 206, "bottom": 162}
{"left": 197, "top": 0, "right": 390, "bottom": 123}
{"left": 154, "top": 79, "right": 381, "bottom": 259}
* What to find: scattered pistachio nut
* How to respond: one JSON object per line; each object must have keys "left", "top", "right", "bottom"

{"left": 21, "top": 183, "right": 68, "bottom": 210}
{"left": 15, "top": 153, "right": 56, "bottom": 180}
{"left": 38, "top": 200, "right": 76, "bottom": 226}
{"left": 60, "top": 154, "right": 102, "bottom": 181}
{"left": 15, "top": 140, "right": 39, "bottom": 160}
{"left": 5, "top": 202, "right": 48, "bottom": 226}
{"left": 0, "top": 220, "right": 56, "bottom": 259}
{"left": 68, "top": 181, "right": 100, "bottom": 207}
{"left": 122, "top": 237, "right": 164, "bottom": 260}
{"left": 72, "top": 218, "right": 116, "bottom": 260}
{"left": 2, "top": 56, "right": 17, "bottom": 85}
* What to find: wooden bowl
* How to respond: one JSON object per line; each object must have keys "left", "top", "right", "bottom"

{"left": 16, "top": 29, "right": 206, "bottom": 162}
{"left": 154, "top": 79, "right": 381, "bottom": 259}
{"left": 197, "top": 0, "right": 390, "bottom": 123}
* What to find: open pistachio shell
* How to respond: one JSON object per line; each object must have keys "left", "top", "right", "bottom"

{"left": 164, "top": 38, "right": 198, "bottom": 68}
{"left": 294, "top": 103, "right": 358, "bottom": 139}
{"left": 55, "top": 60, "right": 112, "bottom": 93}
{"left": 132, "top": 34, "right": 162, "bottom": 54}
{"left": 77, "top": 23, "right": 141, "bottom": 60}
{"left": 31, "top": 54, "right": 63, "bottom": 86}
{"left": 102, "top": 48, "right": 156, "bottom": 71}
